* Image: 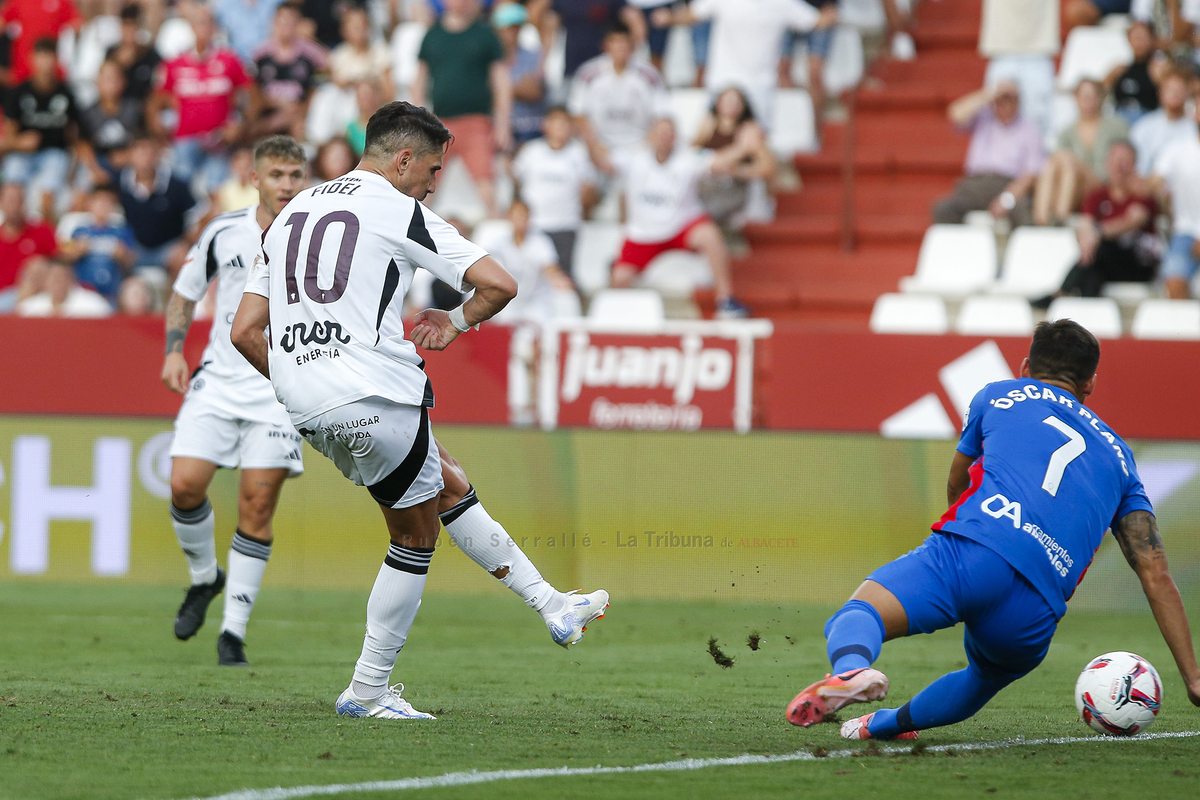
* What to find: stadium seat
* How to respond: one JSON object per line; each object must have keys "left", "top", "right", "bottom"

{"left": 553, "top": 289, "right": 583, "bottom": 318}
{"left": 1045, "top": 296, "right": 1123, "bottom": 339}
{"left": 992, "top": 226, "right": 1080, "bottom": 298}
{"left": 390, "top": 22, "right": 428, "bottom": 94}
{"left": 824, "top": 25, "right": 865, "bottom": 95}
{"left": 769, "top": 90, "right": 818, "bottom": 156}
{"left": 1130, "top": 299, "right": 1200, "bottom": 339}
{"left": 588, "top": 288, "right": 665, "bottom": 328}
{"left": 662, "top": 24, "right": 697, "bottom": 88}
{"left": 668, "top": 88, "right": 710, "bottom": 147}
{"left": 900, "top": 224, "right": 997, "bottom": 296}
{"left": 954, "top": 295, "right": 1035, "bottom": 336}
{"left": 1057, "top": 26, "right": 1132, "bottom": 91}
{"left": 869, "top": 293, "right": 950, "bottom": 334}
{"left": 306, "top": 83, "right": 357, "bottom": 146}
{"left": 573, "top": 221, "right": 624, "bottom": 294}
{"left": 1102, "top": 282, "right": 1155, "bottom": 305}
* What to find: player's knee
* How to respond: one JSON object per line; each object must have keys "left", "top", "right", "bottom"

{"left": 438, "top": 465, "right": 471, "bottom": 512}
{"left": 170, "top": 478, "right": 207, "bottom": 510}
{"left": 238, "top": 490, "right": 277, "bottom": 529}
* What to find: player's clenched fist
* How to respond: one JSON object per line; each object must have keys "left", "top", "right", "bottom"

{"left": 162, "top": 351, "right": 191, "bottom": 394}
{"left": 409, "top": 308, "right": 461, "bottom": 351}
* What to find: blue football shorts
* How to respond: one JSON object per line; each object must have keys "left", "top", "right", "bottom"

{"left": 867, "top": 532, "right": 1059, "bottom": 682}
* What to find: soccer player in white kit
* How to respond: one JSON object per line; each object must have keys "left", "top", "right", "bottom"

{"left": 232, "top": 103, "right": 607, "bottom": 719}
{"left": 162, "top": 136, "right": 309, "bottom": 667}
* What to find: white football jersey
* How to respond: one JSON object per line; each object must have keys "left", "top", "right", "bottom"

{"left": 174, "top": 206, "right": 288, "bottom": 423}
{"left": 511, "top": 138, "right": 597, "bottom": 233}
{"left": 475, "top": 226, "right": 557, "bottom": 325}
{"left": 245, "top": 170, "right": 489, "bottom": 425}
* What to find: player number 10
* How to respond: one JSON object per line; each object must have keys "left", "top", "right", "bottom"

{"left": 282, "top": 210, "right": 361, "bottom": 305}
{"left": 1041, "top": 416, "right": 1086, "bottom": 497}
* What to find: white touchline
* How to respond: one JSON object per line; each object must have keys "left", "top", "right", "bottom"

{"left": 167, "top": 729, "right": 1200, "bottom": 800}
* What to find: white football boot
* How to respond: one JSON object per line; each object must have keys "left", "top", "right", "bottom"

{"left": 544, "top": 589, "right": 610, "bottom": 648}
{"left": 335, "top": 683, "right": 436, "bottom": 720}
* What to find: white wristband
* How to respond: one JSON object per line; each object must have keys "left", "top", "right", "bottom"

{"left": 448, "top": 304, "right": 472, "bottom": 333}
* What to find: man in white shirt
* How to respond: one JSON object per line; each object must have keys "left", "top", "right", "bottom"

{"left": 1152, "top": 99, "right": 1200, "bottom": 299}
{"left": 568, "top": 21, "right": 670, "bottom": 169}
{"left": 659, "top": 0, "right": 836, "bottom": 128}
{"left": 15, "top": 258, "right": 113, "bottom": 317}
{"left": 611, "top": 117, "right": 747, "bottom": 317}
{"left": 232, "top": 103, "right": 607, "bottom": 720}
{"left": 511, "top": 105, "right": 598, "bottom": 280}
{"left": 1131, "top": 67, "right": 1197, "bottom": 177}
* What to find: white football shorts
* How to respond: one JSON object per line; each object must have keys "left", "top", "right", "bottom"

{"left": 170, "top": 388, "right": 304, "bottom": 476}
{"left": 297, "top": 396, "right": 443, "bottom": 509}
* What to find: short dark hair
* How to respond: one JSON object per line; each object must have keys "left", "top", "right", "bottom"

{"left": 253, "top": 134, "right": 307, "bottom": 165}
{"left": 33, "top": 37, "right": 57, "bottom": 55}
{"left": 276, "top": 1, "right": 302, "bottom": 16}
{"left": 1028, "top": 320, "right": 1100, "bottom": 391}
{"left": 363, "top": 101, "right": 452, "bottom": 160}
{"left": 604, "top": 21, "right": 631, "bottom": 39}
{"left": 120, "top": 2, "right": 142, "bottom": 22}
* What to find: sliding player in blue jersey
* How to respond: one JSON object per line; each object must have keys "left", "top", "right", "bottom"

{"left": 787, "top": 320, "right": 1200, "bottom": 740}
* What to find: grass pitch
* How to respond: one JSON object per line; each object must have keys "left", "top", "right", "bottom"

{"left": 2, "top": 582, "right": 1199, "bottom": 800}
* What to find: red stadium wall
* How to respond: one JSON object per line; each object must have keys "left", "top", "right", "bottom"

{"left": 3, "top": 318, "right": 1199, "bottom": 440}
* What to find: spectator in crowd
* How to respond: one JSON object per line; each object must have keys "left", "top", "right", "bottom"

{"left": 477, "top": 197, "right": 575, "bottom": 325}
{"left": 414, "top": 0, "right": 511, "bottom": 217}
{"left": 106, "top": 2, "right": 160, "bottom": 102}
{"left": 494, "top": 1, "right": 545, "bottom": 148}
{"left": 345, "top": 77, "right": 385, "bottom": 156}
{"left": 2, "top": 38, "right": 80, "bottom": 221}
{"left": 932, "top": 80, "right": 1044, "bottom": 228}
{"left": 77, "top": 58, "right": 143, "bottom": 186}
{"left": 1033, "top": 141, "right": 1159, "bottom": 308}
{"left": 16, "top": 257, "right": 113, "bottom": 317}
{"left": 535, "top": 0, "right": 646, "bottom": 80}
{"left": 116, "top": 273, "right": 156, "bottom": 314}
{"left": 215, "top": 145, "right": 259, "bottom": 211}
{"left": 1130, "top": 66, "right": 1196, "bottom": 176}
{"left": 1032, "top": 79, "right": 1129, "bottom": 228}
{"left": 569, "top": 22, "right": 669, "bottom": 171}
{"left": 512, "top": 105, "right": 598, "bottom": 280}
{"left": 252, "top": 1, "right": 326, "bottom": 139}
{"left": 1064, "top": 0, "right": 1132, "bottom": 34}
{"left": 630, "top": 0, "right": 674, "bottom": 74}
{"left": 0, "top": 258, "right": 50, "bottom": 313}
{"left": 301, "top": 0, "right": 368, "bottom": 49}
{"left": 58, "top": 184, "right": 136, "bottom": 303}
{"left": 60, "top": 0, "right": 124, "bottom": 103}
{"left": 117, "top": 135, "right": 197, "bottom": 274}
{"left": 0, "top": 183, "right": 57, "bottom": 295}
{"left": 779, "top": 0, "right": 836, "bottom": 139}
{"left": 609, "top": 117, "right": 747, "bottom": 317}
{"left": 979, "top": 0, "right": 1058, "bottom": 138}
{"left": 149, "top": 3, "right": 260, "bottom": 196}
{"left": 214, "top": 0, "right": 284, "bottom": 65}
{"left": 311, "top": 135, "right": 355, "bottom": 183}
{"left": 0, "top": 0, "right": 81, "bottom": 86}
{"left": 657, "top": 0, "right": 835, "bottom": 130}
{"left": 1106, "top": 20, "right": 1163, "bottom": 125}
{"left": 693, "top": 86, "right": 776, "bottom": 232}
{"left": 1150, "top": 98, "right": 1200, "bottom": 299}
{"left": 330, "top": 4, "right": 394, "bottom": 98}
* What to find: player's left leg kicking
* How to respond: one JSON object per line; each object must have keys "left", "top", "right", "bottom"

{"left": 787, "top": 532, "right": 1056, "bottom": 740}
{"left": 434, "top": 441, "right": 609, "bottom": 646}
{"left": 169, "top": 402, "right": 302, "bottom": 666}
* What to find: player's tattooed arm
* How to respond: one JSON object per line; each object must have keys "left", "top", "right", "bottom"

{"left": 1112, "top": 510, "right": 1166, "bottom": 572}
{"left": 162, "top": 293, "right": 197, "bottom": 394}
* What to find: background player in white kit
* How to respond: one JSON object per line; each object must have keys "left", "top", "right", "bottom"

{"left": 232, "top": 102, "right": 606, "bottom": 719}
{"left": 162, "top": 135, "right": 309, "bottom": 667}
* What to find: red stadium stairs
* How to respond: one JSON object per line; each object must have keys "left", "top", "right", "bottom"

{"left": 726, "top": 0, "right": 985, "bottom": 328}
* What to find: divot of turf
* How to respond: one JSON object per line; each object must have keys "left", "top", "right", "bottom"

{"left": 707, "top": 637, "right": 735, "bottom": 668}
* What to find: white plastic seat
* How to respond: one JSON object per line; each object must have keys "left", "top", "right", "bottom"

{"left": 1130, "top": 299, "right": 1200, "bottom": 339}
{"left": 305, "top": 83, "right": 357, "bottom": 146}
{"left": 588, "top": 288, "right": 665, "bottom": 328}
{"left": 668, "top": 88, "right": 710, "bottom": 148}
{"left": 552, "top": 289, "right": 582, "bottom": 319}
{"left": 574, "top": 221, "right": 624, "bottom": 294}
{"left": 955, "top": 295, "right": 1035, "bottom": 336}
{"left": 992, "top": 226, "right": 1080, "bottom": 298}
{"left": 869, "top": 293, "right": 950, "bottom": 334}
{"left": 1101, "top": 282, "right": 1154, "bottom": 305}
{"left": 900, "top": 224, "right": 998, "bottom": 296}
{"left": 1057, "top": 26, "right": 1133, "bottom": 91}
{"left": 1045, "top": 296, "right": 1123, "bottom": 339}
{"left": 390, "top": 22, "right": 428, "bottom": 94}
{"left": 824, "top": 24, "right": 864, "bottom": 95}
{"left": 769, "top": 89, "right": 817, "bottom": 156}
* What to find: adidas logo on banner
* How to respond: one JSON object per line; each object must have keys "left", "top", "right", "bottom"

{"left": 880, "top": 341, "right": 1014, "bottom": 440}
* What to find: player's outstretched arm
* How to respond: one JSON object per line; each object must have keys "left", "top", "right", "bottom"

{"left": 1113, "top": 509, "right": 1200, "bottom": 706}
{"left": 410, "top": 256, "right": 517, "bottom": 351}
{"left": 946, "top": 450, "right": 974, "bottom": 506}
{"left": 230, "top": 293, "right": 272, "bottom": 379}
{"left": 162, "top": 292, "right": 197, "bottom": 394}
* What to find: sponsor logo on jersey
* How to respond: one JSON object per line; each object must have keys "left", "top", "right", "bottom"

{"left": 280, "top": 320, "right": 352, "bottom": 353}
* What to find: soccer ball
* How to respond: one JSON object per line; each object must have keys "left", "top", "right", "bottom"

{"left": 1074, "top": 651, "right": 1163, "bottom": 736}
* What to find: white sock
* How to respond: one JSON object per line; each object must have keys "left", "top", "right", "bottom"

{"left": 440, "top": 488, "right": 565, "bottom": 616}
{"left": 220, "top": 530, "right": 272, "bottom": 640}
{"left": 171, "top": 499, "right": 218, "bottom": 585}
{"left": 350, "top": 544, "right": 434, "bottom": 701}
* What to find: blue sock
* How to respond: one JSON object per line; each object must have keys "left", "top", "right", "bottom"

{"left": 824, "top": 599, "right": 886, "bottom": 675}
{"left": 868, "top": 666, "right": 1009, "bottom": 738}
